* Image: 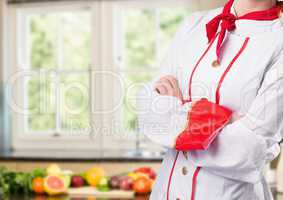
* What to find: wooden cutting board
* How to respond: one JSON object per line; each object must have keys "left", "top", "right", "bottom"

{"left": 68, "top": 187, "right": 135, "bottom": 198}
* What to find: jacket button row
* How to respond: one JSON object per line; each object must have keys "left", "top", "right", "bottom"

{"left": 183, "top": 151, "right": 188, "bottom": 160}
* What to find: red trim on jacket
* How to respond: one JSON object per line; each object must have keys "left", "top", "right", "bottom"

{"left": 191, "top": 167, "right": 201, "bottom": 200}
{"left": 166, "top": 36, "right": 250, "bottom": 200}
{"left": 215, "top": 37, "right": 250, "bottom": 104}
{"left": 166, "top": 151, "right": 180, "bottom": 200}
{"left": 183, "top": 33, "right": 219, "bottom": 104}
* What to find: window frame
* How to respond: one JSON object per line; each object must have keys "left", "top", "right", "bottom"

{"left": 7, "top": 0, "right": 196, "bottom": 151}
{"left": 8, "top": 2, "right": 102, "bottom": 150}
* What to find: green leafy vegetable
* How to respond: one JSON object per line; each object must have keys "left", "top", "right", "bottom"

{"left": 0, "top": 166, "right": 46, "bottom": 198}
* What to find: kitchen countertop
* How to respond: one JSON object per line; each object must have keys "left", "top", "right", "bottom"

{"left": 2, "top": 195, "right": 150, "bottom": 200}
{"left": 278, "top": 194, "right": 283, "bottom": 200}
{"left": 1, "top": 149, "right": 282, "bottom": 200}
{"left": 4, "top": 193, "right": 283, "bottom": 200}
{"left": 0, "top": 149, "right": 164, "bottom": 162}
{"left": 1, "top": 187, "right": 281, "bottom": 200}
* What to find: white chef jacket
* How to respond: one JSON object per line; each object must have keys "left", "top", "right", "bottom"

{"left": 137, "top": 7, "right": 283, "bottom": 200}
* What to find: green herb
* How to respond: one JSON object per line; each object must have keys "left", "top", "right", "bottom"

{"left": 0, "top": 166, "right": 46, "bottom": 198}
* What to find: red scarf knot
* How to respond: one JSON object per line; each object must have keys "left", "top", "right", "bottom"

{"left": 220, "top": 13, "right": 237, "bottom": 31}
{"left": 205, "top": 0, "right": 280, "bottom": 64}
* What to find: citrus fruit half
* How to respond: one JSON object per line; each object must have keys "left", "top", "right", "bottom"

{"left": 44, "top": 175, "right": 67, "bottom": 195}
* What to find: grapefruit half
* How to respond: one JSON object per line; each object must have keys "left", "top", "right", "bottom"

{"left": 44, "top": 175, "right": 67, "bottom": 195}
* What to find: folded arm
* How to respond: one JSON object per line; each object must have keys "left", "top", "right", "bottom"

{"left": 188, "top": 55, "right": 283, "bottom": 183}
{"left": 137, "top": 12, "right": 206, "bottom": 148}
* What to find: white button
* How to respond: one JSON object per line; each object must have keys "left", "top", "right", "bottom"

{"left": 212, "top": 60, "right": 220, "bottom": 68}
{"left": 182, "top": 166, "right": 188, "bottom": 175}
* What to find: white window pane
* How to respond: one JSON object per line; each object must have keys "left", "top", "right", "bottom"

{"left": 29, "top": 14, "right": 57, "bottom": 69}
{"left": 124, "top": 9, "right": 156, "bottom": 69}
{"left": 59, "top": 73, "right": 90, "bottom": 131}
{"left": 29, "top": 10, "right": 91, "bottom": 70}
{"left": 123, "top": 70, "right": 155, "bottom": 132}
{"left": 26, "top": 74, "right": 56, "bottom": 131}
{"left": 62, "top": 11, "right": 91, "bottom": 69}
{"left": 159, "top": 8, "right": 190, "bottom": 59}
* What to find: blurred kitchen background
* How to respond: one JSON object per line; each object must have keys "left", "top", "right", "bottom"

{"left": 0, "top": 0, "right": 283, "bottom": 199}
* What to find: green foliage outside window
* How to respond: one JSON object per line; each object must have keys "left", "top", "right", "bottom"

{"left": 28, "top": 12, "right": 90, "bottom": 132}
{"left": 123, "top": 8, "right": 190, "bottom": 131}
{"left": 27, "top": 8, "right": 190, "bottom": 133}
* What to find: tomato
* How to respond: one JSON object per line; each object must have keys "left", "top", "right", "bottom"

{"left": 133, "top": 177, "right": 152, "bottom": 195}
{"left": 32, "top": 177, "right": 45, "bottom": 194}
{"left": 134, "top": 167, "right": 156, "bottom": 180}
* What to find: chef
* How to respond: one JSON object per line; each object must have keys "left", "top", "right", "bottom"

{"left": 137, "top": 0, "right": 283, "bottom": 199}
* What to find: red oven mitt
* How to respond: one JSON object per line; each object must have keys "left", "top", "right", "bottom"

{"left": 175, "top": 98, "right": 233, "bottom": 151}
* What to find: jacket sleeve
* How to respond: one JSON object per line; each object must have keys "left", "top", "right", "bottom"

{"left": 137, "top": 12, "right": 206, "bottom": 148}
{"left": 188, "top": 53, "right": 283, "bottom": 183}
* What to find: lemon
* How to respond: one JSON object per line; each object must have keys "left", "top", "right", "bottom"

{"left": 46, "top": 164, "right": 62, "bottom": 175}
{"left": 85, "top": 167, "right": 105, "bottom": 187}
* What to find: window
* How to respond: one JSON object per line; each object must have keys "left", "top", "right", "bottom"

{"left": 26, "top": 10, "right": 91, "bottom": 134}
{"left": 10, "top": 5, "right": 96, "bottom": 149}
{"left": 116, "top": 6, "right": 190, "bottom": 135}
{"left": 7, "top": 1, "right": 197, "bottom": 150}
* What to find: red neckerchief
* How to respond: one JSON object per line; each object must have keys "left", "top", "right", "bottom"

{"left": 206, "top": 0, "right": 280, "bottom": 64}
